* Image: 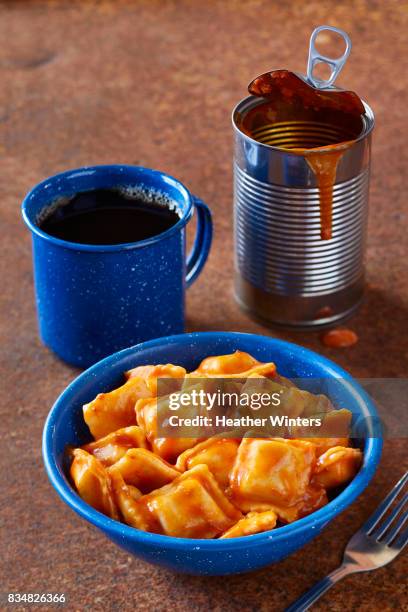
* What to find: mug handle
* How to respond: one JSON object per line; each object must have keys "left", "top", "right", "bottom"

{"left": 186, "top": 196, "right": 213, "bottom": 288}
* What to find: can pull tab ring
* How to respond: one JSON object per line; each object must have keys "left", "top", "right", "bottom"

{"left": 307, "top": 25, "right": 351, "bottom": 89}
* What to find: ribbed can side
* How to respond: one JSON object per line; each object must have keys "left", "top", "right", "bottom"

{"left": 234, "top": 166, "right": 369, "bottom": 297}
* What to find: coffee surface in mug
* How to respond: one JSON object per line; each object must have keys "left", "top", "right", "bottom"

{"left": 39, "top": 188, "right": 181, "bottom": 245}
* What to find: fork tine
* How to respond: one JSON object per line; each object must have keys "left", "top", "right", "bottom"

{"left": 385, "top": 511, "right": 408, "bottom": 546}
{"left": 373, "top": 492, "right": 408, "bottom": 541}
{"left": 393, "top": 526, "right": 408, "bottom": 551}
{"left": 365, "top": 471, "right": 408, "bottom": 534}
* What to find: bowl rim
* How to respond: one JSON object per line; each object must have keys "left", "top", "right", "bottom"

{"left": 43, "top": 331, "right": 382, "bottom": 550}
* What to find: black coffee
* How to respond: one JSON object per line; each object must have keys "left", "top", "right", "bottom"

{"left": 39, "top": 188, "right": 181, "bottom": 245}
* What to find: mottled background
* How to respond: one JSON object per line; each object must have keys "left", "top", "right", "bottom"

{"left": 0, "top": 1, "right": 407, "bottom": 610}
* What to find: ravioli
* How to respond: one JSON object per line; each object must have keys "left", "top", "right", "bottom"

{"left": 136, "top": 395, "right": 199, "bottom": 463}
{"left": 194, "top": 350, "right": 260, "bottom": 375}
{"left": 125, "top": 363, "right": 186, "bottom": 396}
{"left": 313, "top": 446, "right": 362, "bottom": 489}
{"left": 83, "top": 376, "right": 152, "bottom": 439}
{"left": 70, "top": 449, "right": 119, "bottom": 519}
{"left": 136, "top": 464, "right": 242, "bottom": 538}
{"left": 109, "top": 467, "right": 155, "bottom": 531}
{"left": 220, "top": 510, "right": 277, "bottom": 538}
{"left": 69, "top": 351, "right": 362, "bottom": 539}
{"left": 176, "top": 437, "right": 239, "bottom": 489}
{"left": 112, "top": 448, "right": 180, "bottom": 493}
{"left": 228, "top": 438, "right": 316, "bottom": 511}
{"left": 82, "top": 426, "right": 148, "bottom": 466}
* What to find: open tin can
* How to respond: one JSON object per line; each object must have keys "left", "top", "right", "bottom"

{"left": 232, "top": 26, "right": 374, "bottom": 329}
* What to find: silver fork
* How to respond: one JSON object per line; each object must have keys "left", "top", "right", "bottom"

{"left": 286, "top": 471, "right": 408, "bottom": 612}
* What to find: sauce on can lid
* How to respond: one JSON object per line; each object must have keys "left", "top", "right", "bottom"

{"left": 248, "top": 70, "right": 364, "bottom": 115}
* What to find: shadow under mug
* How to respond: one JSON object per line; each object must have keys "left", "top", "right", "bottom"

{"left": 22, "top": 165, "right": 213, "bottom": 368}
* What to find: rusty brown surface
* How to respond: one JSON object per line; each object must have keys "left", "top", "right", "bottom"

{"left": 0, "top": 1, "right": 407, "bottom": 610}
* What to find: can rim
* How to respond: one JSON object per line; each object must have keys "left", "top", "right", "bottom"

{"left": 232, "top": 92, "right": 375, "bottom": 154}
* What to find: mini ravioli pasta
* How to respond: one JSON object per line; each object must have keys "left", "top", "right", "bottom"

{"left": 69, "top": 350, "right": 362, "bottom": 539}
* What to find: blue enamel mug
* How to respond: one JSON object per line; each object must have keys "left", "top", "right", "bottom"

{"left": 22, "top": 165, "right": 212, "bottom": 368}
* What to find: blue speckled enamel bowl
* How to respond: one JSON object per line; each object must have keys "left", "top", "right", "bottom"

{"left": 43, "top": 332, "right": 382, "bottom": 575}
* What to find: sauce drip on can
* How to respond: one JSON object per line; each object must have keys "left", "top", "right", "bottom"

{"left": 243, "top": 70, "right": 365, "bottom": 240}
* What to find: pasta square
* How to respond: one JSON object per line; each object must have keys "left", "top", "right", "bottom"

{"left": 193, "top": 351, "right": 260, "bottom": 375}
{"left": 313, "top": 446, "right": 362, "bottom": 489}
{"left": 176, "top": 437, "right": 239, "bottom": 489}
{"left": 109, "top": 467, "right": 157, "bottom": 532}
{"left": 220, "top": 510, "right": 277, "bottom": 538}
{"left": 70, "top": 449, "right": 119, "bottom": 519}
{"left": 136, "top": 396, "right": 199, "bottom": 463}
{"left": 82, "top": 426, "right": 148, "bottom": 466}
{"left": 138, "top": 464, "right": 242, "bottom": 538}
{"left": 229, "top": 438, "right": 316, "bottom": 511}
{"left": 125, "top": 363, "right": 186, "bottom": 396}
{"left": 112, "top": 448, "right": 180, "bottom": 493}
{"left": 83, "top": 376, "right": 152, "bottom": 439}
